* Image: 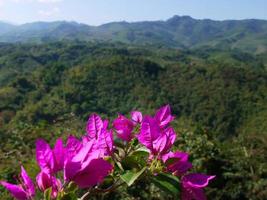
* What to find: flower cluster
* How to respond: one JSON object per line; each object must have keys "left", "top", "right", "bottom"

{"left": 1, "top": 105, "right": 215, "bottom": 200}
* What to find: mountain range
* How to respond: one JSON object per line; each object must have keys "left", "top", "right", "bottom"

{"left": 0, "top": 15, "right": 267, "bottom": 53}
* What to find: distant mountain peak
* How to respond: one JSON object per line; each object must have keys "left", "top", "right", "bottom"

{"left": 0, "top": 16, "right": 267, "bottom": 54}
{"left": 166, "top": 15, "right": 195, "bottom": 26}
{"left": 167, "top": 15, "right": 194, "bottom": 21}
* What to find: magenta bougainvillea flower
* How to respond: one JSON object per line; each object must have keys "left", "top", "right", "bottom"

{"left": 181, "top": 173, "right": 215, "bottom": 200}
{"left": 64, "top": 114, "right": 114, "bottom": 188}
{"left": 52, "top": 138, "right": 66, "bottom": 173}
{"left": 36, "top": 138, "right": 66, "bottom": 174}
{"left": 152, "top": 127, "right": 176, "bottom": 155}
{"left": 93, "top": 129, "right": 114, "bottom": 156}
{"left": 36, "top": 139, "right": 55, "bottom": 174}
{"left": 86, "top": 113, "right": 107, "bottom": 139}
{"left": 36, "top": 171, "right": 61, "bottom": 199}
{"left": 0, "top": 166, "right": 35, "bottom": 200}
{"left": 82, "top": 130, "right": 114, "bottom": 157}
{"left": 113, "top": 110, "right": 144, "bottom": 142}
{"left": 113, "top": 114, "right": 135, "bottom": 142}
{"left": 84, "top": 114, "right": 114, "bottom": 156}
{"left": 131, "top": 111, "right": 143, "bottom": 125}
{"left": 137, "top": 105, "right": 176, "bottom": 157}
{"left": 162, "top": 151, "right": 192, "bottom": 176}
{"left": 35, "top": 138, "right": 66, "bottom": 198}
{"left": 65, "top": 135, "right": 82, "bottom": 159}
{"left": 154, "top": 105, "right": 175, "bottom": 129}
{"left": 64, "top": 139, "right": 113, "bottom": 188}
{"left": 137, "top": 116, "right": 161, "bottom": 151}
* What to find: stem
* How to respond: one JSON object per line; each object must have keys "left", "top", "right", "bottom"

{"left": 124, "top": 142, "right": 131, "bottom": 156}
{"left": 79, "top": 191, "right": 90, "bottom": 200}
{"left": 79, "top": 180, "right": 125, "bottom": 200}
{"left": 95, "top": 182, "right": 125, "bottom": 193}
{"left": 61, "top": 181, "right": 69, "bottom": 191}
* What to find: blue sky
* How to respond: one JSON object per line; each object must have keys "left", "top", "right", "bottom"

{"left": 0, "top": 0, "right": 266, "bottom": 25}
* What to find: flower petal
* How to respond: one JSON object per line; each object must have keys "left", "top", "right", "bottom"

{"left": 72, "top": 140, "right": 95, "bottom": 164}
{"left": 113, "top": 114, "right": 134, "bottom": 142}
{"left": 152, "top": 133, "right": 167, "bottom": 154}
{"left": 163, "top": 151, "right": 192, "bottom": 176}
{"left": 65, "top": 135, "right": 82, "bottom": 160}
{"left": 154, "top": 105, "right": 175, "bottom": 128}
{"left": 36, "top": 171, "right": 52, "bottom": 191}
{"left": 137, "top": 116, "right": 161, "bottom": 150}
{"left": 64, "top": 140, "right": 96, "bottom": 181}
{"left": 94, "top": 129, "right": 114, "bottom": 157}
{"left": 36, "top": 139, "right": 54, "bottom": 173}
{"left": 36, "top": 171, "right": 61, "bottom": 199}
{"left": 20, "top": 166, "right": 35, "bottom": 197}
{"left": 53, "top": 138, "right": 65, "bottom": 173}
{"left": 64, "top": 160, "right": 81, "bottom": 182}
{"left": 0, "top": 181, "right": 28, "bottom": 200}
{"left": 162, "top": 151, "right": 189, "bottom": 163}
{"left": 183, "top": 174, "right": 215, "bottom": 188}
{"left": 51, "top": 177, "right": 62, "bottom": 199}
{"left": 181, "top": 173, "right": 215, "bottom": 200}
{"left": 131, "top": 111, "right": 143, "bottom": 124}
{"left": 72, "top": 158, "right": 113, "bottom": 189}
{"left": 86, "top": 113, "right": 103, "bottom": 139}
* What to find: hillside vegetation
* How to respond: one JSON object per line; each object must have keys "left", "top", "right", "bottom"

{"left": 0, "top": 41, "right": 266, "bottom": 199}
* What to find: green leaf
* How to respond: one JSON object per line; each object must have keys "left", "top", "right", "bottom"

{"left": 134, "top": 147, "right": 150, "bottom": 154}
{"left": 120, "top": 167, "right": 146, "bottom": 186}
{"left": 44, "top": 187, "right": 52, "bottom": 200}
{"left": 122, "top": 148, "right": 149, "bottom": 169}
{"left": 151, "top": 173, "right": 180, "bottom": 196}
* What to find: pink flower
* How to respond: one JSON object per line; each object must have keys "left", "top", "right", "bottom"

{"left": 53, "top": 138, "right": 66, "bottom": 173}
{"left": 0, "top": 166, "right": 35, "bottom": 200}
{"left": 64, "top": 140, "right": 113, "bottom": 189}
{"left": 162, "top": 151, "right": 192, "bottom": 176}
{"left": 113, "top": 114, "right": 134, "bottom": 142}
{"left": 36, "top": 138, "right": 66, "bottom": 174}
{"left": 152, "top": 127, "right": 176, "bottom": 155}
{"left": 154, "top": 105, "right": 175, "bottom": 129}
{"left": 86, "top": 113, "right": 105, "bottom": 139}
{"left": 137, "top": 116, "right": 176, "bottom": 156}
{"left": 36, "top": 139, "right": 54, "bottom": 174}
{"left": 83, "top": 130, "right": 114, "bottom": 157}
{"left": 131, "top": 111, "right": 143, "bottom": 125}
{"left": 84, "top": 114, "right": 113, "bottom": 156}
{"left": 65, "top": 135, "right": 82, "bottom": 160}
{"left": 36, "top": 171, "right": 61, "bottom": 199}
{"left": 94, "top": 129, "right": 114, "bottom": 156}
{"left": 181, "top": 174, "right": 215, "bottom": 200}
{"left": 137, "top": 116, "right": 161, "bottom": 150}
{"left": 63, "top": 114, "right": 114, "bottom": 188}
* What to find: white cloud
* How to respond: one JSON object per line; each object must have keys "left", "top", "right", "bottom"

{"left": 38, "top": 7, "right": 60, "bottom": 17}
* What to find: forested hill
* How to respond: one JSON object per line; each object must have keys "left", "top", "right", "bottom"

{"left": 0, "top": 42, "right": 267, "bottom": 199}
{"left": 0, "top": 42, "right": 266, "bottom": 137}
{"left": 1, "top": 15, "right": 267, "bottom": 53}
